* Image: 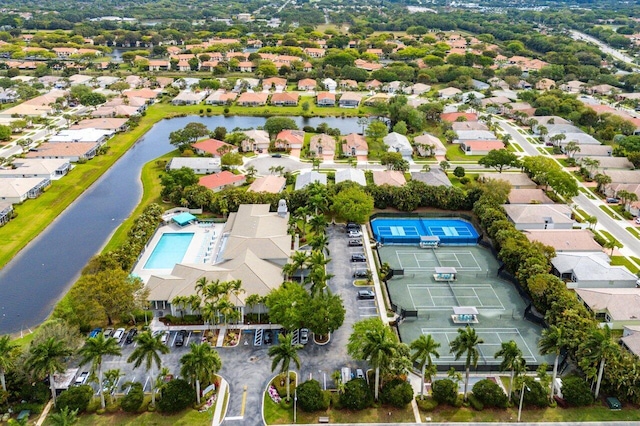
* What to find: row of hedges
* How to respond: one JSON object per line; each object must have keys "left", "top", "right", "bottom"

{"left": 473, "top": 179, "right": 640, "bottom": 403}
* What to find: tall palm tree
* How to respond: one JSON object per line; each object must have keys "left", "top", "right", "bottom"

{"left": 538, "top": 325, "right": 565, "bottom": 401}
{"left": 362, "top": 326, "right": 397, "bottom": 401}
{"left": 0, "top": 335, "right": 18, "bottom": 392}
{"left": 579, "top": 325, "right": 618, "bottom": 399}
{"left": 309, "top": 233, "right": 330, "bottom": 255}
{"left": 127, "top": 331, "right": 170, "bottom": 406}
{"left": 410, "top": 334, "right": 440, "bottom": 398}
{"left": 449, "top": 326, "right": 484, "bottom": 401}
{"left": 48, "top": 406, "right": 78, "bottom": 426}
{"left": 79, "top": 334, "right": 122, "bottom": 409}
{"left": 307, "top": 265, "right": 333, "bottom": 297}
{"left": 306, "top": 250, "right": 330, "bottom": 270}
{"left": 309, "top": 214, "right": 328, "bottom": 235}
{"left": 26, "top": 337, "right": 73, "bottom": 406}
{"left": 180, "top": 343, "right": 222, "bottom": 404}
{"left": 268, "top": 333, "right": 303, "bottom": 401}
{"left": 494, "top": 340, "right": 525, "bottom": 401}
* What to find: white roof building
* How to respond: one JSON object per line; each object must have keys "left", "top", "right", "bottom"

{"left": 335, "top": 168, "right": 367, "bottom": 186}
{"left": 383, "top": 132, "right": 412, "bottom": 157}
{"left": 167, "top": 157, "right": 221, "bottom": 174}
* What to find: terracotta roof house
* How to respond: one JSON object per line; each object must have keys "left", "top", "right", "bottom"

{"left": 309, "top": 134, "right": 336, "bottom": 157}
{"left": 205, "top": 90, "right": 237, "bottom": 105}
{"left": 459, "top": 139, "right": 504, "bottom": 155}
{"left": 575, "top": 288, "right": 640, "bottom": 329}
{"left": 503, "top": 204, "right": 574, "bottom": 230}
{"left": 440, "top": 112, "right": 478, "bottom": 122}
{"left": 270, "top": 92, "right": 299, "bottom": 106}
{"left": 298, "top": 79, "right": 317, "bottom": 91}
{"left": 199, "top": 171, "right": 246, "bottom": 192}
{"left": 365, "top": 80, "right": 382, "bottom": 90}
{"left": 552, "top": 252, "right": 638, "bottom": 289}
{"left": 414, "top": 133, "right": 446, "bottom": 157}
{"left": 124, "top": 88, "right": 160, "bottom": 100}
{"left": 317, "top": 92, "right": 336, "bottom": 106}
{"left": 524, "top": 229, "right": 603, "bottom": 253}
{"left": 339, "top": 79, "right": 358, "bottom": 89}
{"left": 236, "top": 92, "right": 268, "bottom": 106}
{"left": 248, "top": 175, "right": 286, "bottom": 193}
{"left": 241, "top": 130, "right": 270, "bottom": 152}
{"left": 339, "top": 92, "right": 363, "bottom": 108}
{"left": 262, "top": 77, "right": 287, "bottom": 89}
{"left": 341, "top": 133, "right": 368, "bottom": 157}
{"left": 535, "top": 78, "right": 556, "bottom": 91}
{"left": 275, "top": 130, "right": 304, "bottom": 150}
{"left": 335, "top": 169, "right": 367, "bottom": 186}
{"left": 507, "top": 189, "right": 553, "bottom": 204}
{"left": 26, "top": 142, "right": 100, "bottom": 162}
{"left": 354, "top": 59, "right": 383, "bottom": 71}
{"left": 304, "top": 47, "right": 325, "bottom": 58}
{"left": 192, "top": 139, "right": 236, "bottom": 157}
{"left": 372, "top": 170, "right": 406, "bottom": 187}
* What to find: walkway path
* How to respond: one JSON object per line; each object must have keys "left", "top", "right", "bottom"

{"left": 211, "top": 377, "right": 228, "bottom": 426}
{"left": 35, "top": 400, "right": 53, "bottom": 426}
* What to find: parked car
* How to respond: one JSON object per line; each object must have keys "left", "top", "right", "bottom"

{"left": 88, "top": 328, "right": 102, "bottom": 338}
{"left": 351, "top": 253, "right": 367, "bottom": 262}
{"left": 175, "top": 330, "right": 187, "bottom": 347}
{"left": 635, "top": 217, "right": 640, "bottom": 225}
{"left": 606, "top": 197, "right": 620, "bottom": 203}
{"left": 125, "top": 328, "right": 138, "bottom": 344}
{"left": 103, "top": 328, "right": 114, "bottom": 338}
{"left": 348, "top": 239, "right": 363, "bottom": 247}
{"left": 271, "top": 153, "right": 282, "bottom": 158}
{"left": 346, "top": 222, "right": 359, "bottom": 231}
{"left": 264, "top": 330, "right": 273, "bottom": 345}
{"left": 162, "top": 331, "right": 171, "bottom": 345}
{"left": 358, "top": 289, "right": 375, "bottom": 300}
{"left": 75, "top": 371, "right": 89, "bottom": 386}
{"left": 348, "top": 230, "right": 363, "bottom": 238}
{"left": 112, "top": 328, "right": 126, "bottom": 342}
{"left": 300, "top": 328, "right": 309, "bottom": 345}
{"left": 353, "top": 269, "right": 369, "bottom": 278}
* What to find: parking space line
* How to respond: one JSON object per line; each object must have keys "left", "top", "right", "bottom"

{"left": 240, "top": 385, "right": 248, "bottom": 416}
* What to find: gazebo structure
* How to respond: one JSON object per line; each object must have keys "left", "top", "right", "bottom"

{"left": 172, "top": 212, "right": 196, "bottom": 227}
{"left": 433, "top": 266, "right": 457, "bottom": 282}
{"left": 452, "top": 306, "right": 479, "bottom": 324}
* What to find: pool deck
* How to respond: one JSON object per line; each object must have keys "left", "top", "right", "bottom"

{"left": 131, "top": 221, "right": 225, "bottom": 283}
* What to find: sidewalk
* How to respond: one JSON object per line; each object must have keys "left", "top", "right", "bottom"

{"left": 211, "top": 377, "right": 229, "bottom": 426}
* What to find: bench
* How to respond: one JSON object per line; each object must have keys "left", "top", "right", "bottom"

{"left": 318, "top": 416, "right": 330, "bottom": 423}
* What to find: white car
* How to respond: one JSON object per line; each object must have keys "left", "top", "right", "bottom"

{"left": 112, "top": 328, "right": 126, "bottom": 342}
{"left": 635, "top": 217, "right": 640, "bottom": 225}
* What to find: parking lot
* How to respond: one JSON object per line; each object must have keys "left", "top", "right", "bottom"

{"left": 72, "top": 223, "right": 380, "bottom": 425}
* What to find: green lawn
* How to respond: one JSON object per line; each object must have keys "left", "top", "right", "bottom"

{"left": 445, "top": 144, "right": 483, "bottom": 161}
{"left": 611, "top": 256, "right": 640, "bottom": 274}
{"left": 599, "top": 205, "right": 623, "bottom": 220}
{"left": 62, "top": 410, "right": 213, "bottom": 426}
{"left": 627, "top": 226, "right": 640, "bottom": 239}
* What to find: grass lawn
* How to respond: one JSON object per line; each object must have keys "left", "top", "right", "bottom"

{"left": 445, "top": 144, "right": 483, "bottom": 161}
{"left": 599, "top": 205, "right": 623, "bottom": 220}
{"left": 264, "top": 391, "right": 415, "bottom": 424}
{"left": 627, "top": 226, "right": 640, "bottom": 239}
{"left": 63, "top": 410, "right": 213, "bottom": 426}
{"left": 610, "top": 256, "right": 639, "bottom": 274}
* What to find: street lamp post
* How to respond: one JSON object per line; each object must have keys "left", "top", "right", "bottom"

{"left": 517, "top": 382, "right": 531, "bottom": 422}
{"left": 294, "top": 389, "right": 297, "bottom": 424}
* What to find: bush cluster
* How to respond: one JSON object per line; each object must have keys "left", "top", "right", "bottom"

{"left": 121, "top": 383, "right": 144, "bottom": 413}
{"left": 297, "top": 380, "right": 329, "bottom": 412}
{"left": 472, "top": 379, "right": 508, "bottom": 408}
{"left": 56, "top": 385, "right": 93, "bottom": 414}
{"left": 340, "top": 378, "right": 373, "bottom": 410}
{"left": 380, "top": 379, "right": 414, "bottom": 408}
{"left": 157, "top": 379, "right": 195, "bottom": 413}
{"left": 561, "top": 376, "right": 595, "bottom": 407}
{"left": 431, "top": 379, "right": 458, "bottom": 406}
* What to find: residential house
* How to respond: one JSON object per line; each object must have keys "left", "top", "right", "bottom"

{"left": 459, "top": 140, "right": 504, "bottom": 155}
{"left": 335, "top": 169, "right": 367, "bottom": 186}
{"left": 341, "top": 133, "right": 368, "bottom": 157}
{"left": 0, "top": 202, "right": 12, "bottom": 226}
{"left": 0, "top": 159, "right": 70, "bottom": 180}
{"left": 270, "top": 92, "right": 299, "bottom": 106}
{"left": 573, "top": 145, "right": 613, "bottom": 158}
{"left": 167, "top": 158, "right": 221, "bottom": 174}
{"left": 440, "top": 112, "right": 478, "bottom": 122}
{"left": 0, "top": 178, "right": 50, "bottom": 204}
{"left": 0, "top": 89, "right": 18, "bottom": 104}
{"left": 503, "top": 204, "right": 573, "bottom": 230}
{"left": 304, "top": 48, "right": 325, "bottom": 58}
{"left": 364, "top": 93, "right": 391, "bottom": 105}
{"left": 309, "top": 134, "right": 336, "bottom": 157}
{"left": 275, "top": 130, "right": 304, "bottom": 150}
{"left": 404, "top": 83, "right": 431, "bottom": 95}
{"left": 298, "top": 79, "right": 317, "bottom": 91}
{"left": 262, "top": 77, "right": 287, "bottom": 90}
{"left": 560, "top": 80, "right": 586, "bottom": 93}
{"left": 524, "top": 229, "right": 603, "bottom": 253}
{"left": 70, "top": 118, "right": 128, "bottom": 132}
{"left": 192, "top": 139, "right": 236, "bottom": 157}
{"left": 438, "top": 87, "right": 462, "bottom": 99}
{"left": 384, "top": 132, "right": 413, "bottom": 157}
{"left": 339, "top": 80, "right": 358, "bottom": 90}
{"left": 248, "top": 175, "right": 286, "bottom": 193}
{"left": 338, "top": 92, "right": 363, "bottom": 108}
{"left": 452, "top": 122, "right": 488, "bottom": 132}
{"left": 295, "top": 171, "right": 327, "bottom": 190}
{"left": 535, "top": 78, "right": 556, "bottom": 91}
{"left": 236, "top": 92, "right": 268, "bottom": 106}
{"left": 241, "top": 130, "right": 270, "bottom": 152}
{"left": 414, "top": 133, "right": 446, "bottom": 157}
{"left": 49, "top": 129, "right": 113, "bottom": 147}
{"left": 25, "top": 142, "right": 100, "bottom": 162}
{"left": 588, "top": 84, "right": 617, "bottom": 96}
{"left": 172, "top": 90, "right": 207, "bottom": 105}
{"left": 372, "top": 171, "right": 406, "bottom": 187}
{"left": 148, "top": 60, "right": 171, "bottom": 71}
{"left": 68, "top": 74, "right": 93, "bottom": 86}
{"left": 199, "top": 171, "right": 246, "bottom": 192}
{"left": 205, "top": 90, "right": 237, "bottom": 105}
{"left": 322, "top": 78, "right": 338, "bottom": 91}
{"left": 410, "top": 170, "right": 452, "bottom": 187}
{"left": 354, "top": 59, "right": 383, "bottom": 71}
{"left": 0, "top": 89, "right": 68, "bottom": 118}
{"left": 602, "top": 171, "right": 640, "bottom": 198}
{"left": 479, "top": 172, "right": 537, "bottom": 189}
{"left": 575, "top": 288, "right": 640, "bottom": 329}
{"left": 507, "top": 188, "right": 553, "bottom": 204}
{"left": 365, "top": 80, "right": 382, "bottom": 90}
{"left": 588, "top": 156, "right": 633, "bottom": 171}
{"left": 620, "top": 326, "right": 640, "bottom": 357}
{"left": 317, "top": 92, "right": 336, "bottom": 106}
{"left": 552, "top": 252, "right": 638, "bottom": 289}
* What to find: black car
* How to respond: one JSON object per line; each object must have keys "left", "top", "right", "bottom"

{"left": 348, "top": 239, "right": 363, "bottom": 247}
{"left": 353, "top": 269, "right": 369, "bottom": 278}
{"left": 351, "top": 254, "right": 367, "bottom": 262}
{"left": 346, "top": 222, "right": 359, "bottom": 231}
{"left": 271, "top": 153, "right": 282, "bottom": 158}
{"left": 125, "top": 328, "right": 138, "bottom": 344}
{"left": 264, "top": 330, "right": 273, "bottom": 344}
{"left": 175, "top": 330, "right": 187, "bottom": 347}
{"left": 358, "top": 289, "right": 375, "bottom": 300}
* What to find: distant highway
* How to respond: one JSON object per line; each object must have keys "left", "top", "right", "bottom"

{"left": 569, "top": 29, "right": 639, "bottom": 70}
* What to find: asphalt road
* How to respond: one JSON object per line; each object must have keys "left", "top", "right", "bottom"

{"left": 569, "top": 30, "right": 638, "bottom": 69}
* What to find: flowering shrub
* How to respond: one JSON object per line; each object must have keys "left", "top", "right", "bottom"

{"left": 268, "top": 385, "right": 281, "bottom": 404}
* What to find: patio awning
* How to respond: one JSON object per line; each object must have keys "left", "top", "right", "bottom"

{"left": 172, "top": 212, "right": 196, "bottom": 226}
{"left": 453, "top": 306, "right": 478, "bottom": 315}
{"left": 435, "top": 267, "right": 457, "bottom": 274}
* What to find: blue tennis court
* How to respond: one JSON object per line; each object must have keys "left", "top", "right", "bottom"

{"left": 371, "top": 217, "right": 479, "bottom": 245}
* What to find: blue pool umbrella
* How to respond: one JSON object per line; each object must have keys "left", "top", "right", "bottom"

{"left": 172, "top": 212, "right": 196, "bottom": 226}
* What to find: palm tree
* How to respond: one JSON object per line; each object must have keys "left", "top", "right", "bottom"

{"left": 127, "top": 331, "right": 170, "bottom": 406}
{"left": 268, "top": 333, "right": 303, "bottom": 401}
{"left": 103, "top": 369, "right": 124, "bottom": 403}
{"left": 449, "top": 326, "right": 484, "bottom": 401}
{"left": 306, "top": 250, "right": 330, "bottom": 270}
{"left": 361, "top": 326, "right": 397, "bottom": 401}
{"left": 410, "top": 334, "right": 441, "bottom": 398}
{"left": 171, "top": 296, "right": 188, "bottom": 318}
{"left": 48, "top": 406, "right": 78, "bottom": 426}
{"left": 494, "top": 340, "right": 525, "bottom": 401}
{"left": 180, "top": 343, "right": 222, "bottom": 404}
{"left": 309, "top": 233, "right": 330, "bottom": 255}
{"left": 26, "top": 337, "right": 73, "bottom": 406}
{"left": 0, "top": 335, "right": 18, "bottom": 392}
{"left": 309, "top": 214, "right": 327, "bottom": 235}
{"left": 579, "top": 325, "right": 618, "bottom": 399}
{"left": 538, "top": 325, "right": 565, "bottom": 401}
{"left": 79, "top": 334, "right": 122, "bottom": 409}
{"left": 290, "top": 251, "right": 309, "bottom": 273}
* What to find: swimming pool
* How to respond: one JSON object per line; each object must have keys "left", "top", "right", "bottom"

{"left": 144, "top": 233, "right": 194, "bottom": 269}
{"left": 370, "top": 218, "right": 479, "bottom": 245}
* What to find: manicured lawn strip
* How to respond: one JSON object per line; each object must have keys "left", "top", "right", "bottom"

{"left": 263, "top": 392, "right": 294, "bottom": 425}
{"left": 600, "top": 230, "right": 622, "bottom": 247}
{"left": 574, "top": 207, "right": 588, "bottom": 220}
{"left": 63, "top": 409, "right": 212, "bottom": 426}
{"left": 627, "top": 226, "right": 640, "bottom": 239}
{"left": 102, "top": 153, "right": 175, "bottom": 253}
{"left": 611, "top": 256, "right": 640, "bottom": 274}
{"left": 598, "top": 205, "right": 622, "bottom": 220}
